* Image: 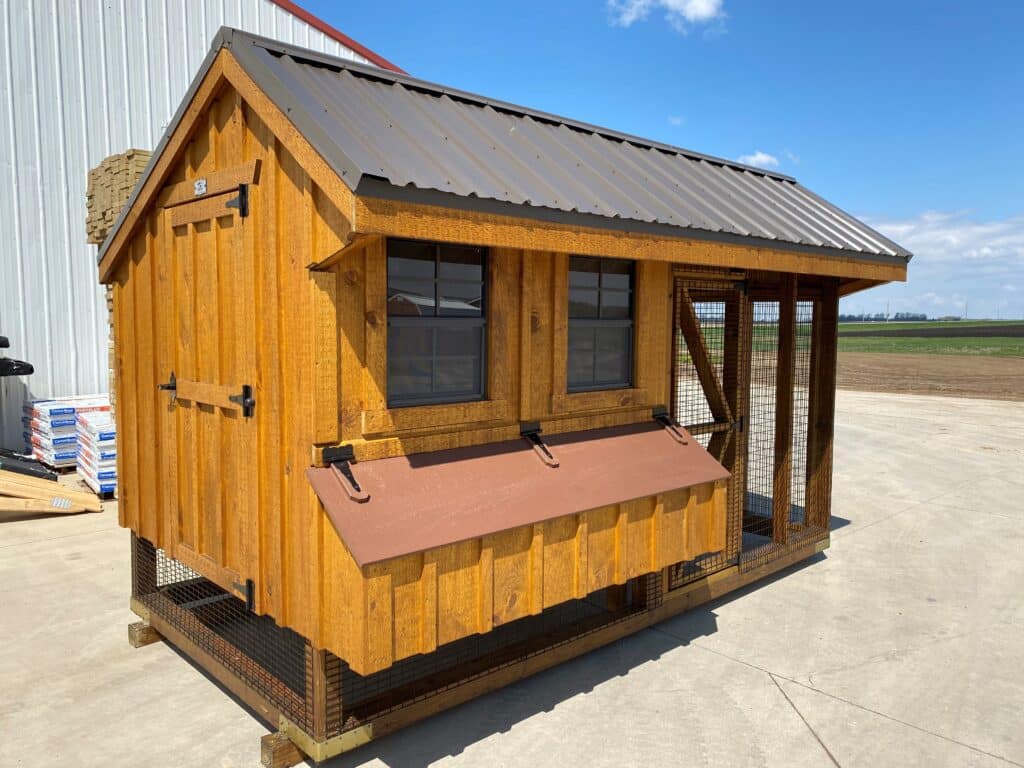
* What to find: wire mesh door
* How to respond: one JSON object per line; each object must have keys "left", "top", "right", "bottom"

{"left": 668, "top": 276, "right": 749, "bottom": 586}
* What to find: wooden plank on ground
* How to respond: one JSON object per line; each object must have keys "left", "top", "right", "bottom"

{"left": 0, "top": 497, "right": 92, "bottom": 515}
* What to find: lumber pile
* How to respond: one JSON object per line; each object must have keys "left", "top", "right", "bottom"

{"left": 85, "top": 149, "right": 152, "bottom": 245}
{"left": 0, "top": 470, "right": 102, "bottom": 515}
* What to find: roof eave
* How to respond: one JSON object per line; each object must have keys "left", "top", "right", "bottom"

{"left": 353, "top": 177, "right": 912, "bottom": 268}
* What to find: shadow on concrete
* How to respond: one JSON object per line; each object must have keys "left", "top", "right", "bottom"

{"left": 830, "top": 515, "right": 852, "bottom": 532}
{"left": 324, "top": 555, "right": 826, "bottom": 768}
{"left": 158, "top": 553, "right": 826, "bottom": 767}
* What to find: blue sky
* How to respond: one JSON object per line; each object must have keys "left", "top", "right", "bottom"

{"left": 308, "top": 0, "right": 1024, "bottom": 318}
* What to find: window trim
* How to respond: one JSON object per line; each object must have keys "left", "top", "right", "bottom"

{"left": 386, "top": 239, "right": 488, "bottom": 408}
{"left": 566, "top": 256, "right": 636, "bottom": 393}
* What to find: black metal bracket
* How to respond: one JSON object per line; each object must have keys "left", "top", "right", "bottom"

{"left": 228, "top": 384, "right": 256, "bottom": 418}
{"left": 323, "top": 444, "right": 370, "bottom": 502}
{"left": 520, "top": 421, "right": 559, "bottom": 468}
{"left": 734, "top": 415, "right": 745, "bottom": 432}
{"left": 158, "top": 371, "right": 177, "bottom": 403}
{"left": 232, "top": 578, "right": 256, "bottom": 612}
{"left": 225, "top": 183, "right": 249, "bottom": 217}
{"left": 652, "top": 405, "right": 689, "bottom": 445}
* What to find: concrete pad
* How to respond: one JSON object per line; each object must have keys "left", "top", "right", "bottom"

{"left": 777, "top": 678, "right": 1012, "bottom": 768}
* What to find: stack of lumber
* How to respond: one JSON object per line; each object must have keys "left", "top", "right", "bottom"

{"left": 23, "top": 395, "right": 111, "bottom": 471}
{"left": 76, "top": 411, "right": 117, "bottom": 495}
{"left": 0, "top": 470, "right": 102, "bottom": 515}
{"left": 85, "top": 149, "right": 152, "bottom": 245}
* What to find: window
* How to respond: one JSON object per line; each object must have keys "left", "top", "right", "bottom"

{"left": 567, "top": 256, "right": 634, "bottom": 392}
{"left": 387, "top": 239, "right": 487, "bottom": 406}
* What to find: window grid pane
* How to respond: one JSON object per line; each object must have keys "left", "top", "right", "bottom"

{"left": 567, "top": 256, "right": 634, "bottom": 392}
{"left": 387, "top": 240, "right": 487, "bottom": 406}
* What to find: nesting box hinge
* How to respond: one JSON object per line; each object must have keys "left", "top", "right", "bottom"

{"left": 520, "top": 421, "right": 559, "bottom": 468}
{"left": 323, "top": 445, "right": 370, "bottom": 502}
{"left": 652, "top": 405, "right": 689, "bottom": 445}
{"left": 228, "top": 384, "right": 256, "bottom": 417}
{"left": 225, "top": 184, "right": 249, "bottom": 217}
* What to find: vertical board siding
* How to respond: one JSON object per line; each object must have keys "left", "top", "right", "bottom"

{"left": 332, "top": 481, "right": 728, "bottom": 676}
{"left": 0, "top": 0, "right": 378, "bottom": 448}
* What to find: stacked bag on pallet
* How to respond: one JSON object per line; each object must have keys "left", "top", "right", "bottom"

{"left": 76, "top": 411, "right": 117, "bottom": 495}
{"left": 22, "top": 395, "right": 111, "bottom": 471}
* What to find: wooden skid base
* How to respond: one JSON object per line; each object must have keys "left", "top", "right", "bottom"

{"left": 128, "top": 621, "right": 162, "bottom": 648}
{"left": 151, "top": 537, "right": 827, "bottom": 763}
{"left": 261, "top": 732, "right": 306, "bottom": 768}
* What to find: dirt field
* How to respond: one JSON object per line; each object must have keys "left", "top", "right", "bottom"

{"left": 837, "top": 352, "right": 1024, "bottom": 401}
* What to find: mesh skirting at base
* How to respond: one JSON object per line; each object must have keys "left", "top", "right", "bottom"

{"left": 131, "top": 534, "right": 664, "bottom": 741}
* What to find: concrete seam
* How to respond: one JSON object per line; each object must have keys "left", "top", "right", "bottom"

{"left": 657, "top": 632, "right": 1024, "bottom": 767}
{"left": 768, "top": 672, "right": 841, "bottom": 767}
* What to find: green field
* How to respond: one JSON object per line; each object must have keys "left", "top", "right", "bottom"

{"left": 838, "top": 320, "right": 1024, "bottom": 333}
{"left": 838, "top": 336, "right": 1024, "bottom": 356}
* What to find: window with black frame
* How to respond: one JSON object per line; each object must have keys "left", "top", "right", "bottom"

{"left": 567, "top": 256, "right": 634, "bottom": 391}
{"left": 387, "top": 239, "right": 487, "bottom": 407}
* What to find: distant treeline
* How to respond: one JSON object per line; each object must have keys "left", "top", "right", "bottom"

{"left": 839, "top": 312, "right": 931, "bottom": 322}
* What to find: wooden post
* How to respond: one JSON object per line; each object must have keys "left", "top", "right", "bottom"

{"left": 806, "top": 280, "right": 839, "bottom": 531}
{"left": 772, "top": 276, "right": 797, "bottom": 544}
{"left": 260, "top": 732, "right": 305, "bottom": 768}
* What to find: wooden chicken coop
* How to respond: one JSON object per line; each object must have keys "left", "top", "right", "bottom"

{"left": 98, "top": 28, "right": 910, "bottom": 765}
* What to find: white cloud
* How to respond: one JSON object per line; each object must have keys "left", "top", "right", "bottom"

{"left": 843, "top": 211, "right": 1024, "bottom": 318}
{"left": 667, "top": 115, "right": 685, "bottom": 126}
{"left": 608, "top": 0, "right": 725, "bottom": 32}
{"left": 736, "top": 150, "right": 779, "bottom": 168}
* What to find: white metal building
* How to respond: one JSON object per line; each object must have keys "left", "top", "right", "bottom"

{"left": 0, "top": 0, "right": 399, "bottom": 448}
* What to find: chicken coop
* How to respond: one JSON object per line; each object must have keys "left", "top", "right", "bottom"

{"left": 98, "top": 28, "right": 911, "bottom": 765}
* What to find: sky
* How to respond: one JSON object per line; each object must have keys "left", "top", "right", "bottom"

{"left": 307, "top": 0, "right": 1024, "bottom": 318}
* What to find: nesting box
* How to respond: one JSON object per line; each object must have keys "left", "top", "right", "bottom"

{"left": 99, "top": 28, "right": 909, "bottom": 764}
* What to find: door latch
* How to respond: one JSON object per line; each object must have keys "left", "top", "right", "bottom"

{"left": 158, "top": 371, "right": 177, "bottom": 403}
{"left": 228, "top": 384, "right": 256, "bottom": 418}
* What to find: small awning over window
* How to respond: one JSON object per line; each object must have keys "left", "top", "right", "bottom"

{"left": 308, "top": 422, "right": 729, "bottom": 567}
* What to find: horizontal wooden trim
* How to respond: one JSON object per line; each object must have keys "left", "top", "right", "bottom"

{"left": 551, "top": 387, "right": 649, "bottom": 415}
{"left": 168, "top": 191, "right": 239, "bottom": 227}
{"left": 175, "top": 379, "right": 244, "bottom": 411}
{"left": 353, "top": 196, "right": 908, "bottom": 283}
{"left": 361, "top": 399, "right": 512, "bottom": 437}
{"left": 173, "top": 543, "right": 256, "bottom": 609}
{"left": 160, "top": 159, "right": 260, "bottom": 207}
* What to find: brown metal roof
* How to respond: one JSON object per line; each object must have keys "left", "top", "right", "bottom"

{"left": 308, "top": 422, "right": 730, "bottom": 567}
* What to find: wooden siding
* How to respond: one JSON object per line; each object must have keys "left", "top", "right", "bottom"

{"left": 111, "top": 76, "right": 742, "bottom": 674}
{"left": 329, "top": 480, "right": 727, "bottom": 675}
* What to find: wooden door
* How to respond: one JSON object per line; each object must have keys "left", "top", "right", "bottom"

{"left": 161, "top": 183, "right": 260, "bottom": 608}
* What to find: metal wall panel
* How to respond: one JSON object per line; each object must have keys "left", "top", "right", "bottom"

{"left": 0, "top": 0, "right": 375, "bottom": 448}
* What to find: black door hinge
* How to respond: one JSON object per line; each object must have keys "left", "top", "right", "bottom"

{"left": 228, "top": 384, "right": 256, "bottom": 417}
{"left": 158, "top": 371, "right": 177, "bottom": 403}
{"left": 226, "top": 183, "right": 249, "bottom": 217}
{"left": 232, "top": 578, "right": 256, "bottom": 612}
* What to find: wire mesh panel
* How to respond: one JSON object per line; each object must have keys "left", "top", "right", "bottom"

{"left": 668, "top": 278, "right": 746, "bottom": 588}
{"left": 131, "top": 534, "right": 663, "bottom": 741}
{"left": 744, "top": 301, "right": 779, "bottom": 553}
{"left": 741, "top": 298, "right": 821, "bottom": 567}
